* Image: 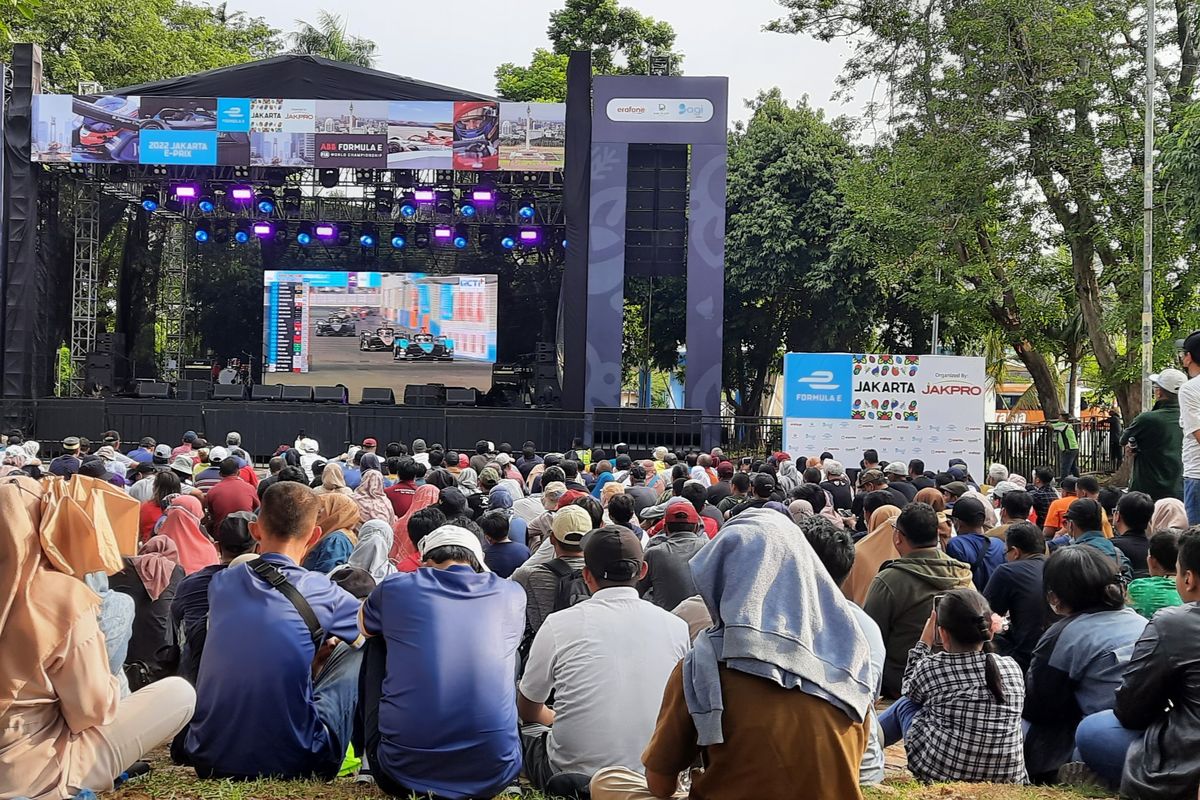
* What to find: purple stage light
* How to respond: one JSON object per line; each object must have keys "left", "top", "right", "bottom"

{"left": 314, "top": 223, "right": 337, "bottom": 239}
{"left": 413, "top": 189, "right": 436, "bottom": 202}
{"left": 519, "top": 228, "right": 542, "bottom": 243}
{"left": 252, "top": 221, "right": 274, "bottom": 237}
{"left": 173, "top": 184, "right": 199, "bottom": 200}
{"left": 229, "top": 186, "right": 254, "bottom": 202}
{"left": 433, "top": 225, "right": 454, "bottom": 240}
{"left": 471, "top": 189, "right": 495, "bottom": 202}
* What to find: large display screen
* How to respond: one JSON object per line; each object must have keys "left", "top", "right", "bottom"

{"left": 262, "top": 271, "right": 498, "bottom": 396}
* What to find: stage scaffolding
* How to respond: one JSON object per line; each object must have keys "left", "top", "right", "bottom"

{"left": 158, "top": 219, "right": 188, "bottom": 383}
{"left": 69, "top": 183, "right": 100, "bottom": 397}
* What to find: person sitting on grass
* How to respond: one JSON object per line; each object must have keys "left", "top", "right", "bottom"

{"left": 879, "top": 588, "right": 1027, "bottom": 784}
{"left": 180, "top": 481, "right": 364, "bottom": 780}
{"left": 358, "top": 525, "right": 526, "bottom": 800}
{"left": 983, "top": 521, "right": 1049, "bottom": 672}
{"left": 1074, "top": 529, "right": 1200, "bottom": 799}
{"left": 1127, "top": 530, "right": 1184, "bottom": 619}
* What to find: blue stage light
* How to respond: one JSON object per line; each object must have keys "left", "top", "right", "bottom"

{"left": 194, "top": 228, "right": 210, "bottom": 243}
{"left": 198, "top": 197, "right": 216, "bottom": 214}
{"left": 297, "top": 232, "right": 312, "bottom": 246}
{"left": 360, "top": 233, "right": 376, "bottom": 247}
{"left": 234, "top": 230, "right": 250, "bottom": 244}
{"left": 459, "top": 202, "right": 477, "bottom": 218}
{"left": 518, "top": 204, "right": 535, "bottom": 220}
{"left": 391, "top": 235, "right": 407, "bottom": 249}
{"left": 500, "top": 235, "right": 516, "bottom": 249}
{"left": 453, "top": 235, "right": 468, "bottom": 249}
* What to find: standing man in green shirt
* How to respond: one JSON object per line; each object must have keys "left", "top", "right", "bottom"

{"left": 1049, "top": 412, "right": 1080, "bottom": 481}
{"left": 1120, "top": 369, "right": 1186, "bottom": 501}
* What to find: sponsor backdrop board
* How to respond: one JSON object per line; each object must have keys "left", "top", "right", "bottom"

{"left": 31, "top": 95, "right": 565, "bottom": 170}
{"left": 782, "top": 352, "right": 987, "bottom": 479}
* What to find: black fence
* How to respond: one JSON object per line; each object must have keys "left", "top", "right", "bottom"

{"left": 984, "top": 420, "right": 1120, "bottom": 479}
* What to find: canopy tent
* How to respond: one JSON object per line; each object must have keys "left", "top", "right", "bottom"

{"left": 110, "top": 53, "right": 497, "bottom": 101}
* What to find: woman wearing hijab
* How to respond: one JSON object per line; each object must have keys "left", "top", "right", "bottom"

{"left": 313, "top": 462, "right": 353, "bottom": 497}
{"left": 336, "top": 520, "right": 396, "bottom": 584}
{"left": 1150, "top": 497, "right": 1189, "bottom": 531}
{"left": 843, "top": 505, "right": 903, "bottom": 606}
{"left": 355, "top": 469, "right": 398, "bottom": 528}
{"left": 393, "top": 485, "right": 440, "bottom": 570}
{"left": 303, "top": 494, "right": 361, "bottom": 574}
{"left": 960, "top": 489, "right": 999, "bottom": 529}
{"left": 486, "top": 485, "right": 528, "bottom": 547}
{"left": 0, "top": 478, "right": 195, "bottom": 799}
{"left": 789, "top": 499, "right": 816, "bottom": 525}
{"left": 360, "top": 452, "right": 385, "bottom": 475}
{"left": 157, "top": 495, "right": 219, "bottom": 575}
{"left": 457, "top": 466, "right": 480, "bottom": 495}
{"left": 591, "top": 507, "right": 872, "bottom": 800}
{"left": 916, "top": 487, "right": 954, "bottom": 548}
{"left": 108, "top": 536, "right": 185, "bottom": 685}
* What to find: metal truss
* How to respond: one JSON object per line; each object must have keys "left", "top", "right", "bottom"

{"left": 69, "top": 183, "right": 100, "bottom": 396}
{"left": 158, "top": 219, "right": 189, "bottom": 383}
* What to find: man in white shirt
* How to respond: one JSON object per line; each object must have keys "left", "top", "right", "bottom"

{"left": 517, "top": 525, "right": 690, "bottom": 793}
{"left": 1179, "top": 331, "right": 1200, "bottom": 524}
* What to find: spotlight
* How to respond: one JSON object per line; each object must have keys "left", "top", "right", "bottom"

{"left": 453, "top": 224, "right": 469, "bottom": 249}
{"left": 274, "top": 222, "right": 289, "bottom": 244}
{"left": 496, "top": 192, "right": 512, "bottom": 217}
{"left": 354, "top": 169, "right": 374, "bottom": 185}
{"left": 432, "top": 225, "right": 453, "bottom": 245}
{"left": 194, "top": 222, "right": 211, "bottom": 243}
{"left": 435, "top": 192, "right": 454, "bottom": 215}
{"left": 140, "top": 186, "right": 159, "bottom": 212}
{"left": 212, "top": 221, "right": 230, "bottom": 244}
{"left": 197, "top": 194, "right": 216, "bottom": 214}
{"left": 518, "top": 227, "right": 542, "bottom": 246}
{"left": 398, "top": 194, "right": 418, "bottom": 218}
{"left": 471, "top": 188, "right": 495, "bottom": 203}
{"left": 234, "top": 221, "right": 253, "bottom": 244}
{"left": 477, "top": 224, "right": 496, "bottom": 250}
{"left": 256, "top": 189, "right": 277, "bottom": 215}
{"left": 390, "top": 224, "right": 408, "bottom": 249}
{"left": 296, "top": 222, "right": 314, "bottom": 246}
{"left": 283, "top": 187, "right": 302, "bottom": 216}
{"left": 318, "top": 168, "right": 339, "bottom": 189}
{"left": 359, "top": 224, "right": 378, "bottom": 248}
{"left": 413, "top": 188, "right": 436, "bottom": 203}
{"left": 337, "top": 228, "right": 353, "bottom": 247}
{"left": 252, "top": 220, "right": 274, "bottom": 238}
{"left": 172, "top": 184, "right": 199, "bottom": 201}
{"left": 414, "top": 224, "right": 431, "bottom": 248}
{"left": 517, "top": 194, "right": 536, "bottom": 220}
{"left": 499, "top": 226, "right": 517, "bottom": 250}
{"left": 314, "top": 222, "right": 338, "bottom": 241}
{"left": 458, "top": 201, "right": 477, "bottom": 219}
{"left": 227, "top": 185, "right": 253, "bottom": 210}
{"left": 374, "top": 189, "right": 394, "bottom": 216}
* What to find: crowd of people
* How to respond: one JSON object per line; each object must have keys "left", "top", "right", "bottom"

{"left": 1, "top": 398, "right": 1199, "bottom": 799}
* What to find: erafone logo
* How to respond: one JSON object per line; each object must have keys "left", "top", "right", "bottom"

{"left": 796, "top": 370, "right": 838, "bottom": 391}
{"left": 923, "top": 381, "right": 983, "bottom": 396}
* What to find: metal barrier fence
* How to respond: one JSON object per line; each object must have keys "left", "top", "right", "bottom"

{"left": 984, "top": 421, "right": 1119, "bottom": 479}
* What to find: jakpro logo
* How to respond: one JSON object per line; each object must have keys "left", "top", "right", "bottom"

{"left": 922, "top": 381, "right": 983, "bottom": 396}
{"left": 796, "top": 370, "right": 838, "bottom": 391}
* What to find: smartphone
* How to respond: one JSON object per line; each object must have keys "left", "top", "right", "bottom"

{"left": 932, "top": 594, "right": 946, "bottom": 647}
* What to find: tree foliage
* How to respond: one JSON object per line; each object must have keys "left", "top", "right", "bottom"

{"left": 1, "top": 0, "right": 279, "bottom": 92}
{"left": 495, "top": 0, "right": 683, "bottom": 100}
{"left": 288, "top": 10, "right": 377, "bottom": 68}
{"left": 772, "top": 0, "right": 1200, "bottom": 417}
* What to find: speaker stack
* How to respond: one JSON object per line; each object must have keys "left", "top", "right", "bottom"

{"left": 403, "top": 384, "right": 446, "bottom": 407}
{"left": 85, "top": 332, "right": 131, "bottom": 395}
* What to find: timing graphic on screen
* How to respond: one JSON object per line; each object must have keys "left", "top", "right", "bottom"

{"left": 262, "top": 271, "right": 498, "bottom": 395}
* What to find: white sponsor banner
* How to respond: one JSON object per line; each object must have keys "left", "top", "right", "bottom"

{"left": 605, "top": 98, "right": 714, "bottom": 123}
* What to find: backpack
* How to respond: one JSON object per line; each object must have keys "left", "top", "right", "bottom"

{"left": 542, "top": 557, "right": 592, "bottom": 613}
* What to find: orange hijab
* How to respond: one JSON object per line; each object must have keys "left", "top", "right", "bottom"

{"left": 843, "top": 505, "right": 903, "bottom": 606}
{"left": 158, "top": 495, "right": 219, "bottom": 575}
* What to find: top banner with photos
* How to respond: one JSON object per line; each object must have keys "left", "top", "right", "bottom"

{"left": 31, "top": 95, "right": 566, "bottom": 171}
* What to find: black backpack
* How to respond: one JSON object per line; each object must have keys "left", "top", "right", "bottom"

{"left": 542, "top": 557, "right": 592, "bottom": 613}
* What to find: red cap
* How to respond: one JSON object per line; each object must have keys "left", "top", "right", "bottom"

{"left": 556, "top": 489, "right": 587, "bottom": 510}
{"left": 362, "top": 438, "right": 377, "bottom": 447}
{"left": 665, "top": 501, "right": 699, "bottom": 524}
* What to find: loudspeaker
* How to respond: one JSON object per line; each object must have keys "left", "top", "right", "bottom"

{"left": 211, "top": 384, "right": 247, "bottom": 400}
{"left": 404, "top": 384, "right": 445, "bottom": 407}
{"left": 250, "top": 384, "right": 284, "bottom": 401}
{"left": 281, "top": 385, "right": 314, "bottom": 402}
{"left": 361, "top": 387, "right": 395, "bottom": 405}
{"left": 313, "top": 386, "right": 347, "bottom": 403}
{"left": 95, "top": 331, "right": 126, "bottom": 352}
{"left": 136, "top": 382, "right": 171, "bottom": 399}
{"left": 176, "top": 379, "right": 211, "bottom": 401}
{"left": 444, "top": 387, "right": 478, "bottom": 407}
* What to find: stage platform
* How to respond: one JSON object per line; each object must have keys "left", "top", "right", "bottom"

{"left": 0, "top": 398, "right": 738, "bottom": 460}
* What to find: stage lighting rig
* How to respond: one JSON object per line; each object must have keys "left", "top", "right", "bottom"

{"left": 227, "top": 185, "right": 254, "bottom": 210}
{"left": 374, "top": 189, "right": 395, "bottom": 216}
{"left": 234, "top": 221, "right": 253, "bottom": 243}
{"left": 283, "top": 188, "right": 303, "bottom": 216}
{"left": 518, "top": 227, "right": 543, "bottom": 246}
{"left": 517, "top": 195, "right": 536, "bottom": 221}
{"left": 315, "top": 222, "right": 338, "bottom": 241}
{"left": 453, "top": 224, "right": 469, "bottom": 249}
{"left": 140, "top": 187, "right": 160, "bottom": 213}
{"left": 194, "top": 222, "right": 211, "bottom": 243}
{"left": 414, "top": 224, "right": 431, "bottom": 248}
{"left": 390, "top": 224, "right": 408, "bottom": 249}
{"left": 435, "top": 192, "right": 454, "bottom": 215}
{"left": 256, "top": 189, "right": 277, "bottom": 215}
{"left": 432, "top": 225, "right": 454, "bottom": 245}
{"left": 477, "top": 224, "right": 496, "bottom": 250}
{"left": 398, "top": 194, "right": 418, "bottom": 218}
{"left": 197, "top": 192, "right": 216, "bottom": 214}
{"left": 360, "top": 224, "right": 378, "bottom": 248}
{"left": 296, "top": 222, "right": 314, "bottom": 246}
{"left": 212, "top": 221, "right": 230, "bottom": 244}
{"left": 499, "top": 226, "right": 517, "bottom": 250}
{"left": 458, "top": 199, "right": 477, "bottom": 219}
{"left": 172, "top": 184, "right": 200, "bottom": 202}
{"left": 318, "top": 168, "right": 339, "bottom": 189}
{"left": 252, "top": 220, "right": 275, "bottom": 238}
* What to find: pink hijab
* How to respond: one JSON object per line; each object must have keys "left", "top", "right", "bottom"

{"left": 354, "top": 470, "right": 397, "bottom": 527}
{"left": 1151, "top": 498, "right": 1189, "bottom": 531}
{"left": 392, "top": 484, "right": 440, "bottom": 568}
{"left": 133, "top": 535, "right": 179, "bottom": 600}
{"left": 158, "top": 495, "right": 219, "bottom": 574}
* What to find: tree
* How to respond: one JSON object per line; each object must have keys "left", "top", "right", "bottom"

{"left": 1, "top": 0, "right": 279, "bottom": 92}
{"left": 289, "top": 10, "right": 377, "bottom": 68}
{"left": 771, "top": 0, "right": 1200, "bottom": 419}
{"left": 722, "top": 90, "right": 879, "bottom": 415}
{"left": 0, "top": 0, "right": 38, "bottom": 43}
{"left": 495, "top": 0, "right": 683, "bottom": 100}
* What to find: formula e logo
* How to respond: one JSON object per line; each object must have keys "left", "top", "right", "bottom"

{"left": 796, "top": 370, "right": 838, "bottom": 391}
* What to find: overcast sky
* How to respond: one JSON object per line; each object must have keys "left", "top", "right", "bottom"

{"left": 224, "top": 0, "right": 869, "bottom": 126}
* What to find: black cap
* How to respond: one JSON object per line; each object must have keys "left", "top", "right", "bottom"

{"left": 1064, "top": 498, "right": 1101, "bottom": 523}
{"left": 216, "top": 511, "right": 256, "bottom": 555}
{"left": 583, "top": 525, "right": 644, "bottom": 581}
{"left": 139, "top": 436, "right": 156, "bottom": 448}
{"left": 950, "top": 496, "right": 987, "bottom": 525}
{"left": 1177, "top": 330, "right": 1200, "bottom": 361}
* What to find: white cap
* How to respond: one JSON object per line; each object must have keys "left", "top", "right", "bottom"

{"left": 208, "top": 446, "right": 230, "bottom": 463}
{"left": 495, "top": 453, "right": 512, "bottom": 466}
{"left": 417, "top": 524, "right": 489, "bottom": 572}
{"left": 1151, "top": 368, "right": 1187, "bottom": 394}
{"left": 884, "top": 461, "right": 907, "bottom": 476}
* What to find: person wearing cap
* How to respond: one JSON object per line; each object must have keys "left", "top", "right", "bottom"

{"left": 204, "top": 456, "right": 260, "bottom": 534}
{"left": 819, "top": 459, "right": 854, "bottom": 512}
{"left": 192, "top": 447, "right": 229, "bottom": 495}
{"left": 171, "top": 431, "right": 199, "bottom": 460}
{"left": 516, "top": 440, "right": 544, "bottom": 480}
{"left": 884, "top": 461, "right": 918, "bottom": 502}
{"left": 864, "top": 502, "right": 973, "bottom": 697}
{"left": 1119, "top": 368, "right": 1186, "bottom": 502}
{"left": 1177, "top": 330, "right": 1200, "bottom": 524}
{"left": 127, "top": 436, "right": 157, "bottom": 465}
{"left": 1061, "top": 498, "right": 1132, "bottom": 582}
{"left": 223, "top": 432, "right": 250, "bottom": 464}
{"left": 638, "top": 500, "right": 708, "bottom": 611}
{"left": 180, "top": 482, "right": 364, "bottom": 780}
{"left": 851, "top": 469, "right": 909, "bottom": 532}
{"left": 511, "top": 505, "right": 592, "bottom": 637}
{"left": 519, "top": 526, "right": 690, "bottom": 793}
{"left": 986, "top": 483, "right": 1033, "bottom": 541}
{"left": 356, "top": 524, "right": 525, "bottom": 799}
{"left": 522, "top": 477, "right": 569, "bottom": 557}
{"left": 1047, "top": 411, "right": 1081, "bottom": 481}
{"left": 170, "top": 512, "right": 257, "bottom": 684}
{"left": 945, "top": 496, "right": 1007, "bottom": 591}
{"left": 46, "top": 437, "right": 83, "bottom": 477}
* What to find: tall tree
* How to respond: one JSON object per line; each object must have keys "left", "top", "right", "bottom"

{"left": 289, "top": 10, "right": 377, "bottom": 68}
{"left": 1, "top": 0, "right": 279, "bottom": 92}
{"left": 495, "top": 0, "right": 683, "bottom": 100}
{"left": 772, "top": 0, "right": 1200, "bottom": 418}
{"left": 722, "top": 90, "right": 878, "bottom": 415}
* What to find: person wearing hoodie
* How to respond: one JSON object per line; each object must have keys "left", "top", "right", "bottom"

{"left": 863, "top": 502, "right": 973, "bottom": 698}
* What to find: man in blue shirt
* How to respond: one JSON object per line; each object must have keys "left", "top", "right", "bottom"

{"left": 1063, "top": 498, "right": 1133, "bottom": 583}
{"left": 945, "top": 496, "right": 1006, "bottom": 590}
{"left": 127, "top": 436, "right": 157, "bottom": 464}
{"left": 359, "top": 524, "right": 526, "bottom": 799}
{"left": 181, "top": 481, "right": 364, "bottom": 779}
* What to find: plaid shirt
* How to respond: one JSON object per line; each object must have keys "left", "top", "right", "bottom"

{"left": 901, "top": 642, "right": 1028, "bottom": 784}
{"left": 1028, "top": 484, "right": 1059, "bottom": 528}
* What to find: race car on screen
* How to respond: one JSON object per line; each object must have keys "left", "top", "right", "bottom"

{"left": 359, "top": 327, "right": 396, "bottom": 351}
{"left": 393, "top": 332, "right": 455, "bottom": 361}
{"left": 315, "top": 315, "right": 357, "bottom": 337}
